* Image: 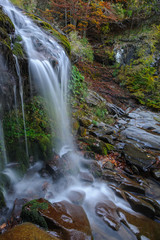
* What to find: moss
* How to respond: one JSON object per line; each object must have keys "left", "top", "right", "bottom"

{"left": 13, "top": 42, "right": 24, "bottom": 57}
{"left": 12, "top": 35, "right": 25, "bottom": 57}
{"left": 0, "top": 9, "right": 15, "bottom": 34}
{"left": 3, "top": 96, "right": 53, "bottom": 166}
{"left": 25, "top": 13, "right": 71, "bottom": 54}
{"left": 106, "top": 143, "right": 114, "bottom": 152}
{"left": 0, "top": 9, "right": 14, "bottom": 50}
{"left": 21, "top": 199, "right": 49, "bottom": 229}
{"left": 0, "top": 222, "right": 59, "bottom": 240}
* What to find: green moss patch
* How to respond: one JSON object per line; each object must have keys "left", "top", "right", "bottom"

{"left": 21, "top": 199, "right": 49, "bottom": 229}
{"left": 3, "top": 96, "right": 53, "bottom": 169}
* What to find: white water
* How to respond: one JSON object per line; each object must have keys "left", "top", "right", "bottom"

{"left": 14, "top": 55, "right": 29, "bottom": 157}
{"left": 0, "top": 120, "right": 7, "bottom": 170}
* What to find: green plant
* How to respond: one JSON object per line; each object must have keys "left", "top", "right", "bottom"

{"left": 69, "top": 31, "right": 94, "bottom": 62}
{"left": 21, "top": 199, "right": 49, "bottom": 229}
{"left": 94, "top": 103, "right": 108, "bottom": 121}
{"left": 69, "top": 65, "right": 87, "bottom": 100}
{"left": 118, "top": 54, "right": 160, "bottom": 109}
{"left": 3, "top": 96, "right": 53, "bottom": 162}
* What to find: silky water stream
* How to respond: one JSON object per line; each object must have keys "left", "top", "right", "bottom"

{"left": 0, "top": 1, "right": 157, "bottom": 239}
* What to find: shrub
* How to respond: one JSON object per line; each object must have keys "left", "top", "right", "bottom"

{"left": 69, "top": 65, "right": 87, "bottom": 100}
{"left": 69, "top": 31, "right": 94, "bottom": 63}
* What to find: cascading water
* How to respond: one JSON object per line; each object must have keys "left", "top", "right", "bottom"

{"left": 1, "top": 0, "right": 72, "bottom": 156}
{"left": 0, "top": 120, "right": 7, "bottom": 170}
{"left": 14, "top": 55, "right": 29, "bottom": 157}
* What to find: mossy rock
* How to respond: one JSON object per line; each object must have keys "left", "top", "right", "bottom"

{"left": 0, "top": 222, "right": 60, "bottom": 240}
{"left": 21, "top": 199, "right": 49, "bottom": 229}
{"left": 79, "top": 137, "right": 112, "bottom": 155}
{"left": 0, "top": 9, "right": 14, "bottom": 49}
{"left": 12, "top": 36, "right": 25, "bottom": 57}
{"left": 3, "top": 96, "right": 53, "bottom": 165}
{"left": 24, "top": 13, "right": 71, "bottom": 54}
{"left": 0, "top": 8, "right": 14, "bottom": 34}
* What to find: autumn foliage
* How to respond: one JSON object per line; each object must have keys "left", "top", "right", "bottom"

{"left": 42, "top": 0, "right": 117, "bottom": 34}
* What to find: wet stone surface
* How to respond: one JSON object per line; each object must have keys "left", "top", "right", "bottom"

{"left": 21, "top": 198, "right": 93, "bottom": 240}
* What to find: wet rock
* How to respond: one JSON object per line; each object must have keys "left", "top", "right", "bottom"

{"left": 21, "top": 199, "right": 93, "bottom": 239}
{"left": 85, "top": 90, "right": 106, "bottom": 106}
{"left": 139, "top": 196, "right": 160, "bottom": 217}
{"left": 11, "top": 198, "right": 28, "bottom": 221}
{"left": 99, "top": 135, "right": 114, "bottom": 145}
{"left": 118, "top": 208, "right": 160, "bottom": 240}
{"left": 80, "top": 159, "right": 95, "bottom": 170}
{"left": 95, "top": 201, "right": 121, "bottom": 231}
{"left": 131, "top": 165, "right": 139, "bottom": 175}
{"left": 124, "top": 166, "right": 133, "bottom": 175}
{"left": 123, "top": 143, "right": 156, "bottom": 171}
{"left": 79, "top": 171, "right": 94, "bottom": 183}
{"left": 124, "top": 191, "right": 155, "bottom": 218}
{"left": 109, "top": 185, "right": 126, "bottom": 199}
{"left": 79, "top": 117, "right": 92, "bottom": 128}
{"left": 102, "top": 161, "right": 114, "bottom": 170}
{"left": 152, "top": 168, "right": 160, "bottom": 180}
{"left": 117, "top": 119, "right": 128, "bottom": 126}
{"left": 90, "top": 161, "right": 102, "bottom": 178}
{"left": 0, "top": 222, "right": 59, "bottom": 240}
{"left": 119, "top": 173, "right": 145, "bottom": 194}
{"left": 121, "top": 126, "right": 160, "bottom": 150}
{"left": 84, "top": 151, "right": 95, "bottom": 160}
{"left": 46, "top": 153, "right": 77, "bottom": 180}
{"left": 79, "top": 136, "right": 109, "bottom": 155}
{"left": 106, "top": 102, "right": 127, "bottom": 117}
{"left": 102, "top": 170, "right": 121, "bottom": 183}
{"left": 67, "top": 190, "right": 86, "bottom": 204}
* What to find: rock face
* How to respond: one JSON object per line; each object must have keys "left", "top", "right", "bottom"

{"left": 95, "top": 201, "right": 121, "bottom": 231}
{"left": 123, "top": 143, "right": 156, "bottom": 171}
{"left": 0, "top": 7, "right": 16, "bottom": 113}
{"left": 124, "top": 191, "right": 155, "bottom": 218}
{"left": 21, "top": 198, "right": 93, "bottom": 240}
{"left": 0, "top": 223, "right": 59, "bottom": 240}
{"left": 118, "top": 208, "right": 160, "bottom": 240}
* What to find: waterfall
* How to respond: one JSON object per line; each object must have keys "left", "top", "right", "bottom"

{"left": 1, "top": 0, "right": 73, "bottom": 156}
{"left": 14, "top": 55, "right": 29, "bottom": 157}
{"left": 0, "top": 120, "right": 7, "bottom": 170}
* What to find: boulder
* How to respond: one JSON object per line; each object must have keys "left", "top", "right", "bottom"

{"left": 67, "top": 190, "right": 86, "bottom": 204}
{"left": 118, "top": 208, "right": 160, "bottom": 240}
{"left": 123, "top": 143, "right": 156, "bottom": 171}
{"left": 79, "top": 171, "right": 94, "bottom": 183}
{"left": 121, "top": 126, "right": 160, "bottom": 151}
{"left": 119, "top": 173, "right": 145, "bottom": 194}
{"left": 139, "top": 196, "right": 160, "bottom": 217}
{"left": 21, "top": 198, "right": 93, "bottom": 240}
{"left": 85, "top": 90, "right": 106, "bottom": 107}
{"left": 95, "top": 201, "right": 121, "bottom": 231}
{"left": 124, "top": 192, "right": 155, "bottom": 218}
{"left": 0, "top": 223, "right": 59, "bottom": 240}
